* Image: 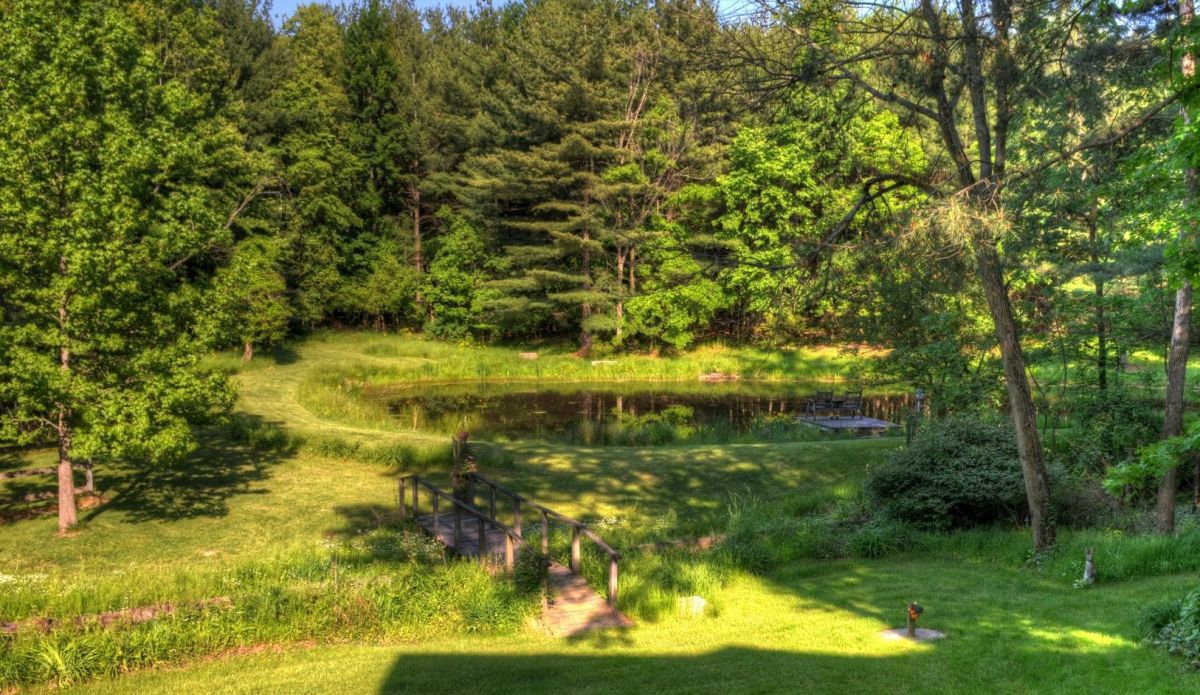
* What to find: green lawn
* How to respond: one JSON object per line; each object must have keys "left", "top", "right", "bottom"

{"left": 3, "top": 331, "right": 1199, "bottom": 692}
{"left": 65, "top": 560, "right": 1193, "bottom": 694}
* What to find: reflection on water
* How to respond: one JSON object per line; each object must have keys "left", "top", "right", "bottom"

{"left": 370, "top": 381, "right": 914, "bottom": 445}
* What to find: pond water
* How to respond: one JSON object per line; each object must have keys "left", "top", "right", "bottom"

{"left": 369, "top": 381, "right": 915, "bottom": 445}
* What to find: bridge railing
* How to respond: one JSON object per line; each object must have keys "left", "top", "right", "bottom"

{"left": 467, "top": 472, "right": 621, "bottom": 608}
{"left": 397, "top": 474, "right": 520, "bottom": 573}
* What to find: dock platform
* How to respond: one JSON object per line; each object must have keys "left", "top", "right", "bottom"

{"left": 800, "top": 416, "right": 900, "bottom": 435}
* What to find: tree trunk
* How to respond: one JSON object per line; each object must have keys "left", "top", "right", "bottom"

{"left": 1088, "top": 212, "right": 1107, "bottom": 390}
{"left": 629, "top": 245, "right": 636, "bottom": 294}
{"left": 56, "top": 406, "right": 77, "bottom": 533}
{"left": 242, "top": 341, "right": 254, "bottom": 362}
{"left": 1193, "top": 454, "right": 1200, "bottom": 513}
{"left": 57, "top": 254, "right": 77, "bottom": 533}
{"left": 1157, "top": 280, "right": 1190, "bottom": 534}
{"left": 84, "top": 459, "right": 94, "bottom": 495}
{"left": 580, "top": 227, "right": 593, "bottom": 356}
{"left": 974, "top": 240, "right": 1055, "bottom": 550}
{"left": 616, "top": 248, "right": 626, "bottom": 340}
{"left": 1096, "top": 277, "right": 1107, "bottom": 391}
{"left": 1158, "top": 0, "right": 1196, "bottom": 535}
{"left": 411, "top": 179, "right": 423, "bottom": 275}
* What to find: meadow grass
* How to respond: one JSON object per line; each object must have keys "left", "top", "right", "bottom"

{"left": 1, "top": 525, "right": 536, "bottom": 689}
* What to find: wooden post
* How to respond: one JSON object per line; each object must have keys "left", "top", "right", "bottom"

{"left": 608, "top": 557, "right": 618, "bottom": 608}
{"left": 454, "top": 503, "right": 462, "bottom": 550}
{"left": 451, "top": 432, "right": 474, "bottom": 504}
{"left": 541, "top": 511, "right": 549, "bottom": 554}
{"left": 398, "top": 478, "right": 407, "bottom": 521}
{"left": 513, "top": 498, "right": 521, "bottom": 537}
{"left": 505, "top": 533, "right": 515, "bottom": 573}
{"left": 432, "top": 491, "right": 440, "bottom": 532}
{"left": 478, "top": 515, "right": 486, "bottom": 564}
{"left": 412, "top": 480, "right": 419, "bottom": 518}
{"left": 570, "top": 526, "right": 581, "bottom": 573}
{"left": 489, "top": 486, "right": 496, "bottom": 521}
{"left": 907, "top": 612, "right": 916, "bottom": 639}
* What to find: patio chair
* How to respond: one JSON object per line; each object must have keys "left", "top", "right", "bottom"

{"left": 806, "top": 391, "right": 836, "bottom": 419}
{"left": 839, "top": 390, "right": 863, "bottom": 419}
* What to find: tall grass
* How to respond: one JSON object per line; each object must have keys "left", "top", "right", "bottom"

{"left": 0, "top": 525, "right": 534, "bottom": 690}
{"left": 306, "top": 332, "right": 878, "bottom": 384}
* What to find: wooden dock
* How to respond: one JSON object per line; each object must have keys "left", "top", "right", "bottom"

{"left": 541, "top": 562, "right": 633, "bottom": 637}
{"left": 400, "top": 473, "right": 632, "bottom": 638}
{"left": 800, "top": 416, "right": 900, "bottom": 435}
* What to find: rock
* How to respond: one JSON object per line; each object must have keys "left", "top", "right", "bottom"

{"left": 519, "top": 352, "right": 538, "bottom": 360}
{"left": 679, "top": 595, "right": 707, "bottom": 617}
{"left": 698, "top": 372, "right": 739, "bottom": 382}
{"left": 590, "top": 360, "right": 617, "bottom": 366}
{"left": 879, "top": 627, "right": 946, "bottom": 642}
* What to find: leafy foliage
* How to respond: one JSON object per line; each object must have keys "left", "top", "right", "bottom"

{"left": 865, "top": 416, "right": 1027, "bottom": 530}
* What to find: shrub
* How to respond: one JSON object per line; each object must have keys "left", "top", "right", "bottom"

{"left": 1050, "top": 470, "right": 1120, "bottom": 529}
{"left": 513, "top": 549, "right": 550, "bottom": 595}
{"left": 865, "top": 415, "right": 1026, "bottom": 530}
{"left": 1059, "top": 386, "right": 1158, "bottom": 477}
{"left": 1139, "top": 597, "right": 1185, "bottom": 639}
{"left": 1147, "top": 587, "right": 1200, "bottom": 662}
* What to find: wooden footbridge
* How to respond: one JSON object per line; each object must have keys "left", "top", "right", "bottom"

{"left": 398, "top": 472, "right": 632, "bottom": 636}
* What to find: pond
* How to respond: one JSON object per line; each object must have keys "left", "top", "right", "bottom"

{"left": 368, "top": 381, "right": 915, "bottom": 445}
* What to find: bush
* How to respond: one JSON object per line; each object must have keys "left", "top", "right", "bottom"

{"left": 1147, "top": 587, "right": 1200, "bottom": 662}
{"left": 1139, "top": 597, "right": 1185, "bottom": 639}
{"left": 865, "top": 415, "right": 1026, "bottom": 530}
{"left": 1050, "top": 471, "right": 1120, "bottom": 529}
{"left": 1059, "top": 386, "right": 1159, "bottom": 477}
{"left": 513, "top": 549, "right": 550, "bottom": 595}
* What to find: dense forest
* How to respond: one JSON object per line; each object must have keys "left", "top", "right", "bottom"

{"left": 4, "top": 0, "right": 1182, "bottom": 359}
{"left": 2, "top": 0, "right": 1199, "bottom": 544}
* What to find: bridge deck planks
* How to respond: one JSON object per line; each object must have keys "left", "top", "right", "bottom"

{"left": 540, "top": 562, "right": 633, "bottom": 637}
{"left": 415, "top": 513, "right": 510, "bottom": 558}
{"left": 413, "top": 512, "right": 633, "bottom": 637}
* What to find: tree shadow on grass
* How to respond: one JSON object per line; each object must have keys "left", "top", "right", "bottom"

{"left": 464, "top": 438, "right": 891, "bottom": 539}
{"left": 83, "top": 418, "right": 296, "bottom": 523}
{"left": 329, "top": 502, "right": 403, "bottom": 540}
{"left": 0, "top": 446, "right": 25, "bottom": 473}
{"left": 269, "top": 343, "right": 300, "bottom": 366}
{"left": 373, "top": 639, "right": 1176, "bottom": 694}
